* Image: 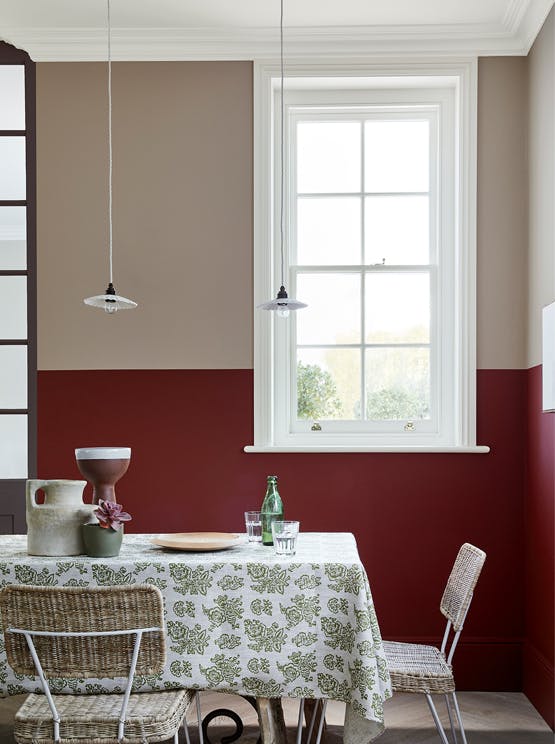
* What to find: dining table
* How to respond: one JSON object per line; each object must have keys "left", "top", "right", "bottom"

{"left": 0, "top": 532, "right": 391, "bottom": 743}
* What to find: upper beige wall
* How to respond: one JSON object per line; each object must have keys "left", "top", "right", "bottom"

{"left": 37, "top": 58, "right": 528, "bottom": 370}
{"left": 477, "top": 57, "right": 528, "bottom": 369}
{"left": 37, "top": 62, "right": 253, "bottom": 370}
{"left": 528, "top": 8, "right": 555, "bottom": 368}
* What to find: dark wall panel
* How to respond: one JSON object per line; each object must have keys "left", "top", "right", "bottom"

{"left": 37, "top": 367, "right": 526, "bottom": 691}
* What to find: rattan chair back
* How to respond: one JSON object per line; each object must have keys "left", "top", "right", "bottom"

{"left": 440, "top": 543, "right": 486, "bottom": 631}
{"left": 0, "top": 584, "right": 166, "bottom": 678}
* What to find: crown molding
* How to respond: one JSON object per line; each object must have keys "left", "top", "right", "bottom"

{"left": 503, "top": 0, "right": 531, "bottom": 34}
{"left": 0, "top": 0, "right": 553, "bottom": 61}
{"left": 515, "top": 0, "right": 555, "bottom": 51}
{"left": 0, "top": 26, "right": 524, "bottom": 60}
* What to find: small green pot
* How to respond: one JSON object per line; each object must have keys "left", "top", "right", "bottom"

{"left": 82, "top": 523, "right": 123, "bottom": 557}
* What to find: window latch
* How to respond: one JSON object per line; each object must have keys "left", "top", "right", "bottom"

{"left": 404, "top": 421, "right": 415, "bottom": 432}
{"left": 311, "top": 422, "right": 322, "bottom": 431}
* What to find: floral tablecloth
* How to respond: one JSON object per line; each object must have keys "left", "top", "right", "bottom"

{"left": 0, "top": 533, "right": 391, "bottom": 743}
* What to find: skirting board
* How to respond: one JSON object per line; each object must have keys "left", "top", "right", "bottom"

{"left": 523, "top": 640, "right": 554, "bottom": 730}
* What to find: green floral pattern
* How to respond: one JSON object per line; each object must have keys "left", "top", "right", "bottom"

{"left": 321, "top": 617, "right": 356, "bottom": 653}
{"left": 277, "top": 651, "right": 317, "bottom": 682}
{"left": 247, "top": 565, "right": 290, "bottom": 594}
{"left": 247, "top": 658, "right": 270, "bottom": 674}
{"left": 0, "top": 533, "right": 390, "bottom": 744}
{"left": 280, "top": 595, "right": 321, "bottom": 628}
{"left": 200, "top": 654, "right": 241, "bottom": 686}
{"left": 203, "top": 595, "right": 244, "bottom": 629}
{"left": 214, "top": 634, "right": 242, "bottom": 650}
{"left": 244, "top": 619, "right": 287, "bottom": 652}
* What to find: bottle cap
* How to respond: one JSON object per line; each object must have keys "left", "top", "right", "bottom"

{"left": 267, "top": 475, "right": 277, "bottom": 481}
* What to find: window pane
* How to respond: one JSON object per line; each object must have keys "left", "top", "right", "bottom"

{"left": 0, "top": 66, "right": 25, "bottom": 130}
{"left": 0, "top": 414, "right": 27, "bottom": 477}
{"left": 297, "top": 273, "right": 360, "bottom": 345}
{"left": 297, "top": 197, "right": 361, "bottom": 265}
{"left": 365, "top": 195, "right": 429, "bottom": 265}
{"left": 0, "top": 276, "right": 27, "bottom": 339}
{"left": 297, "top": 121, "right": 360, "bottom": 194}
{"left": 0, "top": 137, "right": 26, "bottom": 200}
{"left": 364, "top": 120, "right": 429, "bottom": 193}
{"left": 365, "top": 273, "right": 429, "bottom": 344}
{"left": 0, "top": 206, "right": 26, "bottom": 269}
{"left": 365, "top": 348, "right": 430, "bottom": 420}
{"left": 298, "top": 348, "right": 361, "bottom": 420}
{"left": 0, "top": 346, "right": 27, "bottom": 408}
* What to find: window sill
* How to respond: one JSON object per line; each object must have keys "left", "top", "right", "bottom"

{"left": 244, "top": 445, "right": 491, "bottom": 453}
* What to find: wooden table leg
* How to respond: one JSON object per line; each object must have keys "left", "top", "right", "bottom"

{"left": 256, "top": 697, "right": 287, "bottom": 744}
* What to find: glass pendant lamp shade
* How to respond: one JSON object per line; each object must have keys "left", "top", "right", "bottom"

{"left": 84, "top": 0, "right": 136, "bottom": 314}
{"left": 258, "top": 286, "right": 307, "bottom": 318}
{"left": 84, "top": 283, "right": 138, "bottom": 314}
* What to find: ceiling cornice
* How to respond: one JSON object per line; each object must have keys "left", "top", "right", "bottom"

{"left": 503, "top": 0, "right": 531, "bottom": 33}
{"left": 514, "top": 0, "right": 555, "bottom": 49}
{"left": 1, "top": 0, "right": 553, "bottom": 61}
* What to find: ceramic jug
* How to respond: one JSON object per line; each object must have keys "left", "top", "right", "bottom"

{"left": 26, "top": 479, "right": 95, "bottom": 556}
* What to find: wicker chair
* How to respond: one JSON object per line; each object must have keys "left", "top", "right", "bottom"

{"left": 383, "top": 542, "right": 486, "bottom": 744}
{"left": 0, "top": 584, "right": 202, "bottom": 744}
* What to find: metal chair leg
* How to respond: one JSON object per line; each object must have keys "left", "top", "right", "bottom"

{"left": 305, "top": 699, "right": 319, "bottom": 744}
{"left": 196, "top": 692, "right": 204, "bottom": 744}
{"left": 451, "top": 692, "right": 468, "bottom": 744}
{"left": 183, "top": 715, "right": 192, "bottom": 744}
{"left": 445, "top": 693, "right": 458, "bottom": 744}
{"left": 296, "top": 698, "right": 305, "bottom": 744}
{"left": 425, "top": 694, "right": 450, "bottom": 744}
{"left": 174, "top": 730, "right": 179, "bottom": 744}
{"left": 314, "top": 699, "right": 327, "bottom": 744}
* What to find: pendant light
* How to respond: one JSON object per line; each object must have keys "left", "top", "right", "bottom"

{"left": 257, "top": 0, "right": 307, "bottom": 319}
{"left": 84, "top": 0, "right": 137, "bottom": 314}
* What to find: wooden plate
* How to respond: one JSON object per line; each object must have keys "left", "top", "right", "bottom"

{"left": 151, "top": 532, "right": 243, "bottom": 551}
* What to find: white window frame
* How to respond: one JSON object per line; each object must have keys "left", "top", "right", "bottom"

{"left": 0, "top": 61, "right": 33, "bottom": 478}
{"left": 247, "top": 59, "right": 489, "bottom": 454}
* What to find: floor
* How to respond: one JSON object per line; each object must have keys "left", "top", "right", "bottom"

{"left": 0, "top": 691, "right": 551, "bottom": 743}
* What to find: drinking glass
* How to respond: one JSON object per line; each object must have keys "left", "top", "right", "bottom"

{"left": 244, "top": 511, "right": 262, "bottom": 543}
{"left": 271, "top": 520, "right": 300, "bottom": 555}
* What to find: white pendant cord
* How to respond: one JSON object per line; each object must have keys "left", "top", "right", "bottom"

{"left": 254, "top": 0, "right": 306, "bottom": 313}
{"left": 107, "top": 0, "right": 113, "bottom": 286}
{"left": 83, "top": 0, "right": 137, "bottom": 311}
{"left": 279, "top": 0, "right": 285, "bottom": 289}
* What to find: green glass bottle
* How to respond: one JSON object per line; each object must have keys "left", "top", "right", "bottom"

{"left": 261, "top": 475, "right": 284, "bottom": 545}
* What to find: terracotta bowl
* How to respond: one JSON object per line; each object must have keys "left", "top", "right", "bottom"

{"left": 75, "top": 447, "right": 131, "bottom": 505}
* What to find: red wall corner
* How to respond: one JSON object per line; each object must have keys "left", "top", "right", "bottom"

{"left": 524, "top": 364, "right": 555, "bottom": 729}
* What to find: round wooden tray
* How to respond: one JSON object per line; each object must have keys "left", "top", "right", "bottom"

{"left": 150, "top": 532, "right": 243, "bottom": 551}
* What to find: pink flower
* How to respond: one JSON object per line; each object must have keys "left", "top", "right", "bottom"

{"left": 94, "top": 500, "right": 132, "bottom": 531}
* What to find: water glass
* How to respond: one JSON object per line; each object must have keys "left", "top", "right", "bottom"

{"left": 244, "top": 511, "right": 262, "bottom": 543}
{"left": 271, "top": 520, "right": 300, "bottom": 556}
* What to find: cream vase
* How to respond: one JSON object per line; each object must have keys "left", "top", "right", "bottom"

{"left": 26, "top": 479, "right": 96, "bottom": 556}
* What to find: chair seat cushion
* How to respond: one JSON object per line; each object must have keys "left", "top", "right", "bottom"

{"left": 383, "top": 640, "right": 456, "bottom": 694}
{"left": 14, "top": 688, "right": 194, "bottom": 744}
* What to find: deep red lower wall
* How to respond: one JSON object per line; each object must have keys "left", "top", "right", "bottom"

{"left": 524, "top": 365, "right": 555, "bottom": 728}
{"left": 37, "top": 368, "right": 527, "bottom": 691}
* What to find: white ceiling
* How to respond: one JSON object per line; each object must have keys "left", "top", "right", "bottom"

{"left": 0, "top": 0, "right": 553, "bottom": 60}
{"left": 0, "top": 0, "right": 539, "bottom": 28}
